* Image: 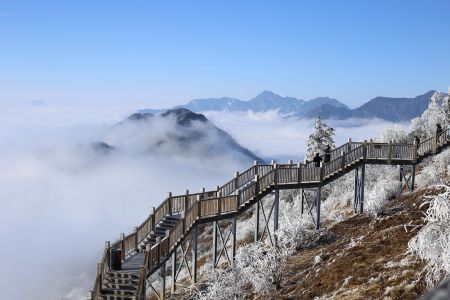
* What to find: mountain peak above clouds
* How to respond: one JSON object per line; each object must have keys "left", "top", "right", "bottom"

{"left": 138, "top": 89, "right": 441, "bottom": 122}
{"left": 112, "top": 108, "right": 263, "bottom": 163}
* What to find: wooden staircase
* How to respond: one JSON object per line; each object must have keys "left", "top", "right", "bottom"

{"left": 97, "top": 215, "right": 181, "bottom": 299}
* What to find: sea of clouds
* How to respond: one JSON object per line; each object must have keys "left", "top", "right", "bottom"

{"left": 204, "top": 110, "right": 409, "bottom": 162}
{"left": 0, "top": 105, "right": 407, "bottom": 299}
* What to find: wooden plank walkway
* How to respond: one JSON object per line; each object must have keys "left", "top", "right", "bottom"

{"left": 89, "top": 128, "right": 450, "bottom": 300}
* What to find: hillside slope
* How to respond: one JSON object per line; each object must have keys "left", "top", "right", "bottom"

{"left": 273, "top": 189, "right": 431, "bottom": 300}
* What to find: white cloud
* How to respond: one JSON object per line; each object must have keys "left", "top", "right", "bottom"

{"left": 203, "top": 110, "right": 408, "bottom": 161}
{"left": 0, "top": 105, "right": 247, "bottom": 300}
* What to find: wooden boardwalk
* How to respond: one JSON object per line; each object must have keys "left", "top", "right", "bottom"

{"left": 89, "top": 128, "right": 450, "bottom": 300}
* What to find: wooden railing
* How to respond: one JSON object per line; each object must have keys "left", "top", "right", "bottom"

{"left": 91, "top": 132, "right": 450, "bottom": 299}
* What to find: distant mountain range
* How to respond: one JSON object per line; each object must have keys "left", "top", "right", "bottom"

{"left": 96, "top": 108, "right": 263, "bottom": 163}
{"left": 140, "top": 90, "right": 439, "bottom": 122}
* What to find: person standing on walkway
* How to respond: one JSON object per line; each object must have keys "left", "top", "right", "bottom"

{"left": 313, "top": 152, "right": 323, "bottom": 167}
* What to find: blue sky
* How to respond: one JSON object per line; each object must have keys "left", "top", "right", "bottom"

{"left": 1, "top": 0, "right": 449, "bottom": 108}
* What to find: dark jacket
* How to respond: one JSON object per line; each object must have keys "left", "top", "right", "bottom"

{"left": 313, "top": 155, "right": 322, "bottom": 167}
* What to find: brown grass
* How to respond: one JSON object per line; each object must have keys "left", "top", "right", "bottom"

{"left": 275, "top": 188, "right": 434, "bottom": 300}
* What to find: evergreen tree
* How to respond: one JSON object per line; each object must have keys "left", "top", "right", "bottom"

{"left": 305, "top": 116, "right": 335, "bottom": 160}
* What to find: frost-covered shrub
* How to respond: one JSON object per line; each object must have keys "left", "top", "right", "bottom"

{"left": 362, "top": 165, "right": 399, "bottom": 215}
{"left": 193, "top": 267, "right": 244, "bottom": 300}
{"left": 322, "top": 171, "right": 355, "bottom": 222}
{"left": 364, "top": 177, "right": 399, "bottom": 214}
{"left": 277, "top": 199, "right": 315, "bottom": 250}
{"left": 235, "top": 243, "right": 289, "bottom": 294}
{"left": 417, "top": 149, "right": 450, "bottom": 187}
{"left": 321, "top": 164, "right": 399, "bottom": 218}
{"left": 409, "top": 185, "right": 450, "bottom": 287}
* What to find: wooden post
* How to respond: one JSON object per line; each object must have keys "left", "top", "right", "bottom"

{"left": 319, "top": 161, "right": 324, "bottom": 181}
{"left": 315, "top": 187, "right": 322, "bottom": 230}
{"left": 159, "top": 258, "right": 166, "bottom": 299}
{"left": 192, "top": 225, "right": 198, "bottom": 283}
{"left": 413, "top": 140, "right": 418, "bottom": 163}
{"left": 197, "top": 195, "right": 202, "bottom": 219}
{"left": 363, "top": 140, "right": 367, "bottom": 160}
{"left": 288, "top": 159, "right": 293, "bottom": 166}
{"left": 232, "top": 216, "right": 237, "bottom": 261}
{"left": 184, "top": 190, "right": 189, "bottom": 213}
{"left": 359, "top": 163, "right": 365, "bottom": 214}
{"left": 387, "top": 140, "right": 392, "bottom": 164}
{"left": 234, "top": 171, "right": 240, "bottom": 192}
{"left": 236, "top": 189, "right": 241, "bottom": 211}
{"left": 254, "top": 199, "right": 260, "bottom": 244}
{"left": 138, "top": 266, "right": 146, "bottom": 299}
{"left": 105, "top": 241, "right": 110, "bottom": 269}
{"left": 254, "top": 160, "right": 259, "bottom": 175}
{"left": 274, "top": 189, "right": 279, "bottom": 246}
{"left": 254, "top": 175, "right": 260, "bottom": 244}
{"left": 145, "top": 244, "right": 151, "bottom": 270}
{"left": 120, "top": 233, "right": 125, "bottom": 261}
{"left": 96, "top": 263, "right": 103, "bottom": 294}
{"left": 201, "top": 187, "right": 206, "bottom": 200}
{"left": 212, "top": 221, "right": 217, "bottom": 268}
{"left": 411, "top": 164, "right": 416, "bottom": 191}
{"left": 297, "top": 162, "right": 302, "bottom": 185}
{"left": 347, "top": 138, "right": 352, "bottom": 153}
{"left": 216, "top": 186, "right": 221, "bottom": 216}
{"left": 151, "top": 207, "right": 156, "bottom": 231}
{"left": 273, "top": 162, "right": 278, "bottom": 186}
{"left": 167, "top": 192, "right": 173, "bottom": 215}
{"left": 181, "top": 211, "right": 186, "bottom": 233}
{"left": 354, "top": 167, "right": 359, "bottom": 209}
{"left": 133, "top": 227, "right": 138, "bottom": 251}
{"left": 301, "top": 189, "right": 304, "bottom": 215}
{"left": 369, "top": 139, "right": 373, "bottom": 158}
{"left": 171, "top": 250, "right": 176, "bottom": 293}
{"left": 341, "top": 151, "right": 346, "bottom": 171}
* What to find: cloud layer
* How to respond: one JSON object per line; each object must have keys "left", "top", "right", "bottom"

{"left": 204, "top": 110, "right": 409, "bottom": 161}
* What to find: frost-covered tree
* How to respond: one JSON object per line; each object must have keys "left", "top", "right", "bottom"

{"left": 409, "top": 184, "right": 450, "bottom": 287}
{"left": 437, "top": 88, "right": 450, "bottom": 123}
{"left": 306, "top": 116, "right": 335, "bottom": 160}
{"left": 411, "top": 92, "right": 448, "bottom": 139}
{"left": 376, "top": 125, "right": 408, "bottom": 143}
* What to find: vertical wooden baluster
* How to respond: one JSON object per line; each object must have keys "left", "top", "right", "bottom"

{"left": 167, "top": 192, "right": 172, "bottom": 215}
{"left": 413, "top": 140, "right": 418, "bottom": 163}
{"left": 216, "top": 185, "right": 221, "bottom": 216}
{"left": 197, "top": 195, "right": 202, "bottom": 219}
{"left": 151, "top": 207, "right": 156, "bottom": 232}
{"left": 388, "top": 140, "right": 392, "bottom": 164}
{"left": 133, "top": 227, "right": 138, "bottom": 252}
{"left": 184, "top": 190, "right": 189, "bottom": 213}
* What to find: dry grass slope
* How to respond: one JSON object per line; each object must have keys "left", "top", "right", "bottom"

{"left": 273, "top": 188, "right": 434, "bottom": 300}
